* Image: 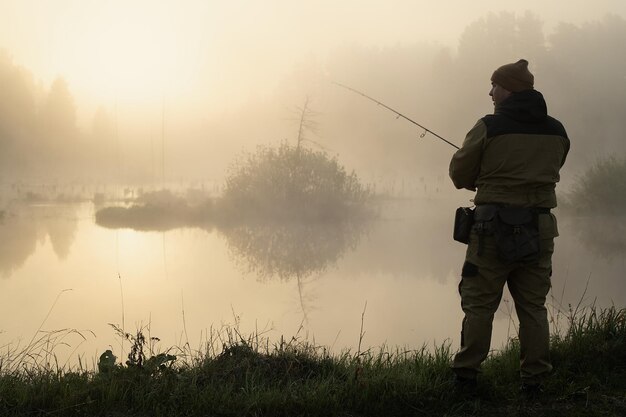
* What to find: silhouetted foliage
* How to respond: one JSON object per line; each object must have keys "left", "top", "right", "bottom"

{"left": 220, "top": 142, "right": 371, "bottom": 222}
{"left": 565, "top": 156, "right": 626, "bottom": 214}
{"left": 561, "top": 156, "right": 626, "bottom": 271}
{"left": 95, "top": 189, "right": 216, "bottom": 231}
{"left": 2, "top": 13, "right": 626, "bottom": 182}
{"left": 0, "top": 50, "right": 116, "bottom": 178}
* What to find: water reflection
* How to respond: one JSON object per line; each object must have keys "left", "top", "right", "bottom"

{"left": 0, "top": 211, "right": 40, "bottom": 277}
{"left": 222, "top": 220, "right": 366, "bottom": 280}
{"left": 94, "top": 194, "right": 370, "bottom": 321}
{"left": 0, "top": 205, "right": 78, "bottom": 277}
{"left": 1, "top": 197, "right": 625, "bottom": 365}
{"left": 223, "top": 219, "right": 368, "bottom": 321}
{"left": 43, "top": 207, "right": 78, "bottom": 260}
{"left": 339, "top": 200, "right": 463, "bottom": 283}
{"left": 93, "top": 187, "right": 373, "bottom": 280}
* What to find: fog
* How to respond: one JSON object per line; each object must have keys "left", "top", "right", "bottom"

{"left": 1, "top": 1, "right": 626, "bottom": 187}
{"left": 1, "top": 2, "right": 626, "bottom": 360}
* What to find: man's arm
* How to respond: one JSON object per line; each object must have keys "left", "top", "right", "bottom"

{"left": 449, "top": 120, "right": 486, "bottom": 191}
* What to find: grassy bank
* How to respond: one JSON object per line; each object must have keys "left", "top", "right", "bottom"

{"left": 1, "top": 306, "right": 625, "bottom": 417}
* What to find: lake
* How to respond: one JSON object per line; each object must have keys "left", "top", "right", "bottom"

{"left": 0, "top": 191, "right": 624, "bottom": 368}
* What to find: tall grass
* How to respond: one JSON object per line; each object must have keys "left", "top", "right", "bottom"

{"left": 1, "top": 306, "right": 625, "bottom": 416}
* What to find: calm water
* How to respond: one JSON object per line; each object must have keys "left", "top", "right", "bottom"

{"left": 1, "top": 196, "right": 624, "bottom": 367}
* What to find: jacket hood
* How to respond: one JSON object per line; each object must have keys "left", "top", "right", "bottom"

{"left": 495, "top": 89, "right": 547, "bottom": 123}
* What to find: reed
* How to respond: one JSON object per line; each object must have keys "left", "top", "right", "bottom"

{"left": 0, "top": 305, "right": 624, "bottom": 416}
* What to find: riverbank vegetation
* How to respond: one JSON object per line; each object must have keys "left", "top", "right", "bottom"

{"left": 94, "top": 189, "right": 216, "bottom": 231}
{"left": 220, "top": 142, "right": 371, "bottom": 223}
{"left": 562, "top": 155, "right": 626, "bottom": 215}
{"left": 95, "top": 142, "right": 373, "bottom": 231}
{"left": 558, "top": 155, "right": 626, "bottom": 259}
{"left": 1, "top": 306, "right": 624, "bottom": 416}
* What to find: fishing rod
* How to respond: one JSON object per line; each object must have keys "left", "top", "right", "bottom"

{"left": 333, "top": 82, "right": 460, "bottom": 150}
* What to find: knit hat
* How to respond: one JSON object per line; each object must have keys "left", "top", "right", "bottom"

{"left": 491, "top": 59, "right": 534, "bottom": 92}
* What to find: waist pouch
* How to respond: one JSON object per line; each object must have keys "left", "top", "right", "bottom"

{"left": 474, "top": 205, "right": 540, "bottom": 262}
{"left": 453, "top": 207, "right": 474, "bottom": 244}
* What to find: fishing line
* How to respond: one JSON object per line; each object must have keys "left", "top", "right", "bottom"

{"left": 333, "top": 82, "right": 460, "bottom": 150}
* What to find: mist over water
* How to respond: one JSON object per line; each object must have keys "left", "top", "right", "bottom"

{"left": 0, "top": 192, "right": 623, "bottom": 366}
{"left": 1, "top": 2, "right": 626, "bottom": 365}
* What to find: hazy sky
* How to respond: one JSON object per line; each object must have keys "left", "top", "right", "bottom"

{"left": 2, "top": 0, "right": 626, "bottom": 123}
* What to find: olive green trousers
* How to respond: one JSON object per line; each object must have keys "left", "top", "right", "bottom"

{"left": 451, "top": 231, "right": 554, "bottom": 382}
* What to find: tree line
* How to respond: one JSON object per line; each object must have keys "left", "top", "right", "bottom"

{"left": 1, "top": 12, "right": 624, "bottom": 183}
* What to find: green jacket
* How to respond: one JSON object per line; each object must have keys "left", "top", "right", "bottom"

{"left": 449, "top": 90, "right": 570, "bottom": 209}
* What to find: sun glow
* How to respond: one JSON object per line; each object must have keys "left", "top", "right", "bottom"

{"left": 43, "top": 1, "right": 212, "bottom": 105}
{"left": 89, "top": 16, "right": 179, "bottom": 101}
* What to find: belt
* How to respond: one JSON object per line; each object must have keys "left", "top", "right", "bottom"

{"left": 472, "top": 205, "right": 549, "bottom": 257}
{"left": 475, "top": 204, "right": 550, "bottom": 213}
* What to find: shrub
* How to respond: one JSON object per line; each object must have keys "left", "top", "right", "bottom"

{"left": 565, "top": 156, "right": 626, "bottom": 214}
{"left": 220, "top": 142, "right": 371, "bottom": 222}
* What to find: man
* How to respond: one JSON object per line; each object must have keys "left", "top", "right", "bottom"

{"left": 449, "top": 59, "right": 570, "bottom": 390}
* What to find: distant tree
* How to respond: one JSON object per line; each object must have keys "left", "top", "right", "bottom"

{"left": 457, "top": 12, "right": 545, "bottom": 69}
{"left": 543, "top": 15, "right": 626, "bottom": 165}
{"left": 36, "top": 76, "right": 82, "bottom": 172}
{"left": 40, "top": 77, "right": 77, "bottom": 157}
{"left": 0, "top": 51, "right": 38, "bottom": 172}
{"left": 453, "top": 12, "right": 547, "bottom": 110}
{"left": 43, "top": 77, "right": 77, "bottom": 138}
{"left": 450, "top": 12, "right": 626, "bottom": 177}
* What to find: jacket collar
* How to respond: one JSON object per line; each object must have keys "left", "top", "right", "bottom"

{"left": 495, "top": 89, "right": 547, "bottom": 123}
